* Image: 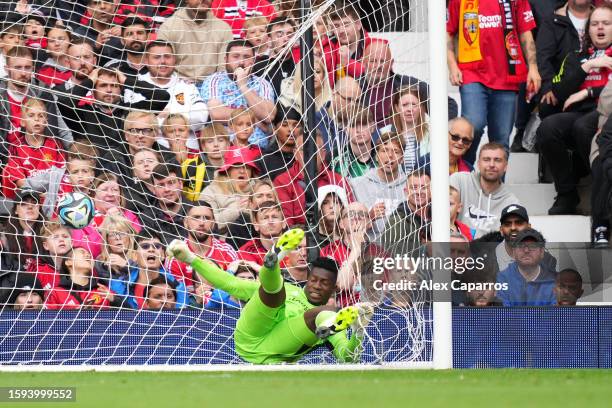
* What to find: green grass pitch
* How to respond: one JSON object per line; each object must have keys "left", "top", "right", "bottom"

{"left": 1, "top": 369, "right": 611, "bottom": 408}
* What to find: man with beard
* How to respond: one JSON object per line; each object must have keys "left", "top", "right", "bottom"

{"left": 74, "top": 0, "right": 122, "bottom": 61}
{"left": 136, "top": 40, "right": 208, "bottom": 149}
{"left": 104, "top": 16, "right": 149, "bottom": 80}
{"left": 199, "top": 39, "right": 276, "bottom": 148}
{"left": 496, "top": 228, "right": 557, "bottom": 306}
{"left": 53, "top": 39, "right": 97, "bottom": 95}
{"left": 157, "top": 0, "right": 233, "bottom": 81}
{"left": 164, "top": 201, "right": 238, "bottom": 294}
{"left": 450, "top": 142, "right": 520, "bottom": 238}
{"left": 0, "top": 46, "right": 70, "bottom": 164}
{"left": 57, "top": 67, "right": 169, "bottom": 152}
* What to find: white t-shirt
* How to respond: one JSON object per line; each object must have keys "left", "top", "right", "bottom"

{"left": 568, "top": 9, "right": 588, "bottom": 45}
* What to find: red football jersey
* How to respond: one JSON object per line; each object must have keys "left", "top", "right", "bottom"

{"left": 165, "top": 238, "right": 238, "bottom": 293}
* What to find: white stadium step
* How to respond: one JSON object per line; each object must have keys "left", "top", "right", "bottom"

{"left": 506, "top": 184, "right": 556, "bottom": 216}
{"left": 506, "top": 153, "right": 539, "bottom": 185}
{"left": 528, "top": 215, "right": 591, "bottom": 243}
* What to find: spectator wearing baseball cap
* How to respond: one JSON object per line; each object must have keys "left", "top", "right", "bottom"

{"left": 496, "top": 228, "right": 557, "bottom": 307}
{"left": 200, "top": 146, "right": 260, "bottom": 234}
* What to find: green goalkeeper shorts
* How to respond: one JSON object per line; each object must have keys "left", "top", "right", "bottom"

{"left": 234, "top": 288, "right": 319, "bottom": 364}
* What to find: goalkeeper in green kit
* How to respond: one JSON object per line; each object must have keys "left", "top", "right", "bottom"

{"left": 167, "top": 228, "right": 373, "bottom": 364}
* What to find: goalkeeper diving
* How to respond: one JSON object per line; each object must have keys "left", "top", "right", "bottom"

{"left": 166, "top": 228, "right": 374, "bottom": 364}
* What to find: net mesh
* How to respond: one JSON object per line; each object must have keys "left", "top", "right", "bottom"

{"left": 0, "top": 0, "right": 436, "bottom": 366}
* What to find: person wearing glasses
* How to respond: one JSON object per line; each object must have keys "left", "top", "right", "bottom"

{"left": 495, "top": 228, "right": 557, "bottom": 307}
{"left": 127, "top": 230, "right": 187, "bottom": 309}
{"left": 100, "top": 111, "right": 175, "bottom": 185}
{"left": 447, "top": 117, "right": 475, "bottom": 175}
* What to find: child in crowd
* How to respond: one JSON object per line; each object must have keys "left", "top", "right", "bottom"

{"left": 45, "top": 246, "right": 118, "bottom": 310}
{"left": 181, "top": 123, "right": 230, "bottom": 201}
{"left": 0, "top": 22, "right": 23, "bottom": 78}
{"left": 2, "top": 99, "right": 64, "bottom": 199}
{"left": 36, "top": 25, "right": 72, "bottom": 87}
{"left": 238, "top": 200, "right": 288, "bottom": 266}
{"left": 94, "top": 215, "right": 138, "bottom": 299}
{"left": 23, "top": 12, "right": 46, "bottom": 49}
{"left": 161, "top": 113, "right": 198, "bottom": 165}
{"left": 229, "top": 108, "right": 262, "bottom": 158}
{"left": 450, "top": 186, "right": 473, "bottom": 241}
{"left": 23, "top": 142, "right": 97, "bottom": 218}
{"left": 27, "top": 221, "right": 73, "bottom": 296}
{"left": 243, "top": 16, "right": 269, "bottom": 56}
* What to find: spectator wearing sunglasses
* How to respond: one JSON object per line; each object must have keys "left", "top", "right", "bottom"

{"left": 417, "top": 117, "right": 475, "bottom": 176}
{"left": 128, "top": 230, "right": 187, "bottom": 309}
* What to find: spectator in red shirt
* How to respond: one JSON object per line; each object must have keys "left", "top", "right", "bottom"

{"left": 238, "top": 200, "right": 287, "bottom": 265}
{"left": 212, "top": 0, "right": 276, "bottom": 39}
{"left": 447, "top": 0, "right": 541, "bottom": 165}
{"left": 316, "top": 184, "right": 349, "bottom": 248}
{"left": 0, "top": 46, "right": 68, "bottom": 164}
{"left": 164, "top": 201, "right": 238, "bottom": 293}
{"left": 450, "top": 186, "right": 473, "bottom": 241}
{"left": 328, "top": 3, "right": 371, "bottom": 80}
{"left": 2, "top": 98, "right": 65, "bottom": 199}
{"left": 274, "top": 131, "right": 354, "bottom": 226}
{"left": 45, "top": 246, "right": 117, "bottom": 310}
{"left": 36, "top": 26, "right": 72, "bottom": 88}
{"left": 23, "top": 11, "right": 46, "bottom": 49}
{"left": 229, "top": 107, "right": 263, "bottom": 157}
{"left": 27, "top": 221, "right": 73, "bottom": 295}
{"left": 448, "top": 117, "right": 475, "bottom": 175}
{"left": 23, "top": 142, "right": 98, "bottom": 219}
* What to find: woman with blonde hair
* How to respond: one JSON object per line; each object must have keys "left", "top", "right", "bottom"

{"left": 95, "top": 214, "right": 138, "bottom": 289}
{"left": 279, "top": 58, "right": 332, "bottom": 113}
{"left": 199, "top": 146, "right": 260, "bottom": 234}
{"left": 391, "top": 85, "right": 430, "bottom": 173}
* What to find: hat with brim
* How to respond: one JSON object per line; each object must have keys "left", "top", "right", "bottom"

{"left": 217, "top": 146, "right": 260, "bottom": 174}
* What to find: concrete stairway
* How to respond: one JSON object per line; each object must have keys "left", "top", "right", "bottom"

{"left": 505, "top": 153, "right": 591, "bottom": 242}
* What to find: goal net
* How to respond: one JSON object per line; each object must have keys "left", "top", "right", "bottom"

{"left": 0, "top": 0, "right": 446, "bottom": 368}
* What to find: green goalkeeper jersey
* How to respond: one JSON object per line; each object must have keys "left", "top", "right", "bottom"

{"left": 191, "top": 258, "right": 364, "bottom": 364}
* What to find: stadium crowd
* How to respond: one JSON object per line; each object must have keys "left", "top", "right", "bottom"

{"left": 0, "top": 0, "right": 604, "bottom": 312}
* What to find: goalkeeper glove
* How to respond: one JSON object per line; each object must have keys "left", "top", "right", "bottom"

{"left": 166, "top": 239, "right": 196, "bottom": 264}
{"left": 351, "top": 302, "right": 375, "bottom": 338}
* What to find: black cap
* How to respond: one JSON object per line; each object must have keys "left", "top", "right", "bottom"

{"left": 500, "top": 204, "right": 529, "bottom": 223}
{"left": 8, "top": 273, "right": 45, "bottom": 305}
{"left": 15, "top": 188, "right": 40, "bottom": 202}
{"left": 514, "top": 228, "right": 545, "bottom": 244}
{"left": 25, "top": 10, "right": 47, "bottom": 27}
{"left": 273, "top": 104, "right": 301, "bottom": 125}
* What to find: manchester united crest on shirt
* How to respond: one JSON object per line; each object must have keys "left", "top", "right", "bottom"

{"left": 176, "top": 93, "right": 185, "bottom": 105}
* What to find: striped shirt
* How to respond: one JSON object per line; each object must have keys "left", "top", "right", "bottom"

{"left": 199, "top": 70, "right": 275, "bottom": 148}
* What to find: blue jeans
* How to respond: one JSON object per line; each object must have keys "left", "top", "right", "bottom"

{"left": 460, "top": 82, "right": 518, "bottom": 165}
